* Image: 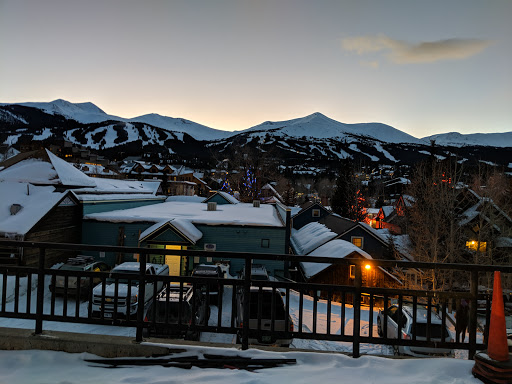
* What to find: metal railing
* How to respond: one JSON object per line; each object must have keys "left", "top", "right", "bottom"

{"left": 0, "top": 239, "right": 510, "bottom": 359}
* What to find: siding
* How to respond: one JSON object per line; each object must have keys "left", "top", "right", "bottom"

{"left": 292, "top": 205, "right": 330, "bottom": 230}
{"left": 338, "top": 227, "right": 391, "bottom": 260}
{"left": 24, "top": 203, "right": 82, "bottom": 267}
{"left": 82, "top": 198, "right": 165, "bottom": 215}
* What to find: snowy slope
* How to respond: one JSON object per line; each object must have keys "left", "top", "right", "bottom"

{"left": 7, "top": 99, "right": 117, "bottom": 124}
{"left": 423, "top": 131, "right": 512, "bottom": 148}
{"left": 243, "top": 112, "right": 422, "bottom": 144}
{"left": 129, "top": 113, "right": 234, "bottom": 141}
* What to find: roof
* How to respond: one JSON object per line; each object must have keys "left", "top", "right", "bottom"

{"left": 84, "top": 200, "right": 283, "bottom": 227}
{"left": 0, "top": 181, "right": 73, "bottom": 236}
{"left": 292, "top": 201, "right": 328, "bottom": 217}
{"left": 300, "top": 239, "right": 372, "bottom": 279}
{"left": 379, "top": 206, "right": 395, "bottom": 219}
{"left": 291, "top": 222, "right": 337, "bottom": 255}
{"left": 318, "top": 214, "right": 356, "bottom": 235}
{"left": 76, "top": 178, "right": 160, "bottom": 195}
{"left": 0, "top": 149, "right": 95, "bottom": 187}
{"left": 139, "top": 218, "right": 203, "bottom": 244}
{"left": 202, "top": 191, "right": 239, "bottom": 204}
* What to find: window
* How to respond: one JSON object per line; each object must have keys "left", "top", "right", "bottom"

{"left": 349, "top": 265, "right": 355, "bottom": 279}
{"left": 261, "top": 239, "right": 270, "bottom": 248}
{"left": 351, "top": 237, "right": 363, "bottom": 248}
{"left": 312, "top": 209, "right": 320, "bottom": 217}
{"left": 466, "top": 241, "right": 486, "bottom": 252}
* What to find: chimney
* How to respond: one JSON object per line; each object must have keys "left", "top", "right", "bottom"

{"left": 207, "top": 202, "right": 217, "bottom": 211}
{"left": 10, "top": 204, "right": 22, "bottom": 215}
{"left": 253, "top": 200, "right": 260, "bottom": 208}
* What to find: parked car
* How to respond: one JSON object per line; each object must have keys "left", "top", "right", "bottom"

{"left": 143, "top": 283, "right": 210, "bottom": 340}
{"left": 191, "top": 264, "right": 224, "bottom": 304}
{"left": 377, "top": 304, "right": 454, "bottom": 357}
{"left": 49, "top": 256, "right": 110, "bottom": 297}
{"left": 239, "top": 264, "right": 270, "bottom": 281}
{"left": 235, "top": 286, "right": 293, "bottom": 347}
{"left": 91, "top": 262, "right": 169, "bottom": 319}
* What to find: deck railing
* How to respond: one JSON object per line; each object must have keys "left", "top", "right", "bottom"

{"left": 0, "top": 239, "right": 510, "bottom": 359}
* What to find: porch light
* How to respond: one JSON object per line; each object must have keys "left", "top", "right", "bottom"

{"left": 365, "top": 264, "right": 371, "bottom": 270}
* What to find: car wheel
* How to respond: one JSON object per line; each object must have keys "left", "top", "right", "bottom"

{"left": 377, "top": 317, "right": 383, "bottom": 337}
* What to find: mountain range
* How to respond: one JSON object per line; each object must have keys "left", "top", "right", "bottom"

{"left": 1, "top": 99, "right": 511, "bottom": 171}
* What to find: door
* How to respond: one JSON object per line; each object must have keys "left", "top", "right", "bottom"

{"left": 165, "top": 245, "right": 187, "bottom": 276}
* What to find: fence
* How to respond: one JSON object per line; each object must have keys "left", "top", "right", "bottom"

{"left": 0, "top": 239, "right": 510, "bottom": 359}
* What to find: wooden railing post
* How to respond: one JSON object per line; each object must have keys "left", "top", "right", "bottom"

{"left": 469, "top": 270, "right": 478, "bottom": 359}
{"left": 135, "top": 251, "right": 147, "bottom": 342}
{"left": 353, "top": 263, "right": 362, "bottom": 358}
{"left": 35, "top": 247, "right": 46, "bottom": 335}
{"left": 242, "top": 256, "right": 252, "bottom": 350}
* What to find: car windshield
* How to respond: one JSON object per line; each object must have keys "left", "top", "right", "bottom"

{"left": 249, "top": 291, "right": 286, "bottom": 320}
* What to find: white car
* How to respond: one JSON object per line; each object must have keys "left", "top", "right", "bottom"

{"left": 377, "top": 304, "right": 454, "bottom": 357}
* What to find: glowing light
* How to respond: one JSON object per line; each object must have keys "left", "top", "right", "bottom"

{"left": 365, "top": 264, "right": 371, "bottom": 270}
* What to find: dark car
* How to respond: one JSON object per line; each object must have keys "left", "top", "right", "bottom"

{"left": 143, "top": 284, "right": 210, "bottom": 340}
{"left": 49, "top": 256, "right": 110, "bottom": 297}
{"left": 235, "top": 286, "right": 293, "bottom": 347}
{"left": 191, "top": 264, "right": 224, "bottom": 304}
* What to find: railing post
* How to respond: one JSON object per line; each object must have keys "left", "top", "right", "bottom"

{"left": 242, "top": 256, "right": 252, "bottom": 350}
{"left": 35, "top": 247, "right": 46, "bottom": 335}
{"left": 469, "top": 269, "right": 478, "bottom": 359}
{"left": 135, "top": 252, "right": 147, "bottom": 342}
{"left": 353, "top": 263, "right": 362, "bottom": 358}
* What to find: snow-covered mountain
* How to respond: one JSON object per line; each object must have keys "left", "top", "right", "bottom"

{"left": 422, "top": 131, "right": 512, "bottom": 148}
{"left": 1, "top": 99, "right": 232, "bottom": 141}
{"left": 242, "top": 112, "right": 422, "bottom": 144}
{"left": 129, "top": 114, "right": 233, "bottom": 141}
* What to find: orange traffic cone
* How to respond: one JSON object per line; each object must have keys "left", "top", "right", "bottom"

{"left": 487, "top": 271, "right": 510, "bottom": 362}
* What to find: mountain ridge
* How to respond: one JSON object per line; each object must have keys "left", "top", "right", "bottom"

{"left": 1, "top": 99, "right": 511, "bottom": 149}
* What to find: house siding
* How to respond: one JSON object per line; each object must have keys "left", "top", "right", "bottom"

{"left": 82, "top": 221, "right": 287, "bottom": 276}
{"left": 338, "top": 227, "right": 391, "bottom": 260}
{"left": 82, "top": 198, "right": 165, "bottom": 215}
{"left": 292, "top": 205, "right": 330, "bottom": 230}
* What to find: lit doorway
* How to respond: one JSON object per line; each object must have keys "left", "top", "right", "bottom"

{"left": 165, "top": 245, "right": 187, "bottom": 276}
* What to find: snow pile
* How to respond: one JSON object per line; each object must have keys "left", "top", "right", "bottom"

{"left": 291, "top": 222, "right": 337, "bottom": 255}
{"left": 302, "top": 239, "right": 372, "bottom": 278}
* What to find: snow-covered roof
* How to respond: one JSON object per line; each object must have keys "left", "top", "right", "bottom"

{"left": 379, "top": 206, "right": 395, "bottom": 218}
{"left": 291, "top": 222, "right": 337, "bottom": 255}
{"left": 301, "top": 239, "right": 372, "bottom": 278}
{"left": 139, "top": 218, "right": 203, "bottom": 244}
{"left": 203, "top": 191, "right": 239, "bottom": 204}
{"left": 84, "top": 200, "right": 283, "bottom": 227}
{"left": 261, "top": 183, "right": 283, "bottom": 202}
{"left": 0, "top": 181, "right": 70, "bottom": 236}
{"left": 0, "top": 150, "right": 95, "bottom": 187}
{"left": 75, "top": 178, "right": 160, "bottom": 195}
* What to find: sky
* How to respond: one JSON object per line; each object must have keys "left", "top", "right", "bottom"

{"left": 1, "top": 0, "right": 511, "bottom": 138}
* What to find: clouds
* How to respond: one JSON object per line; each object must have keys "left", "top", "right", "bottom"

{"left": 342, "top": 35, "right": 492, "bottom": 64}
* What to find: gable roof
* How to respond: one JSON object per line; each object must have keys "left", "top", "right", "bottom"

{"left": 202, "top": 191, "right": 239, "bottom": 204}
{"left": 139, "top": 219, "right": 203, "bottom": 244}
{"left": 318, "top": 214, "right": 357, "bottom": 235}
{"left": 292, "top": 201, "right": 329, "bottom": 218}
{"left": 301, "top": 239, "right": 372, "bottom": 279}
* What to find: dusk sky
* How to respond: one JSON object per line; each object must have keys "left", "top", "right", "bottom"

{"left": 1, "top": 0, "right": 511, "bottom": 138}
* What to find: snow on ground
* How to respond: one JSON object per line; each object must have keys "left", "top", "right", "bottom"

{"left": 0, "top": 346, "right": 479, "bottom": 384}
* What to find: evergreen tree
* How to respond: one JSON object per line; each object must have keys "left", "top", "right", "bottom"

{"left": 331, "top": 161, "right": 366, "bottom": 221}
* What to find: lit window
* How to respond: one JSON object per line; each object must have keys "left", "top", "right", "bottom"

{"left": 349, "top": 265, "right": 355, "bottom": 279}
{"left": 466, "top": 241, "right": 486, "bottom": 252}
{"left": 312, "top": 209, "right": 321, "bottom": 217}
{"left": 351, "top": 237, "right": 363, "bottom": 248}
